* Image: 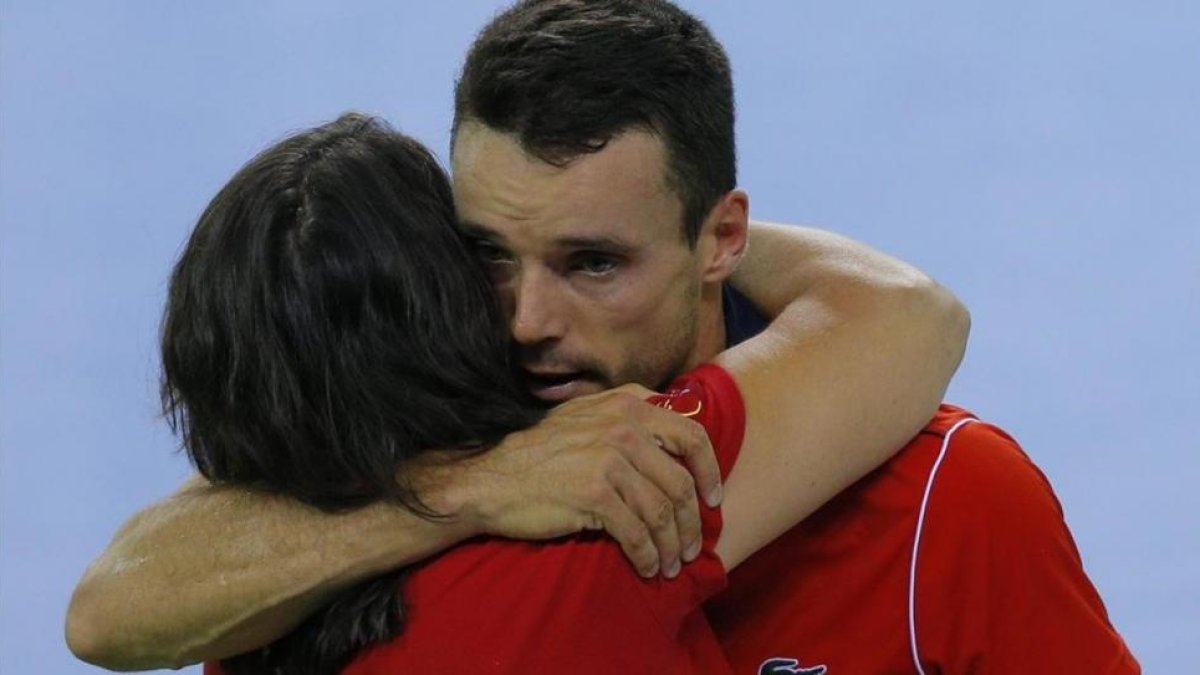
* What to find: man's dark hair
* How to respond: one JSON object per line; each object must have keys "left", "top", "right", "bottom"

{"left": 453, "top": 0, "right": 736, "bottom": 245}
{"left": 161, "top": 113, "right": 543, "bottom": 673}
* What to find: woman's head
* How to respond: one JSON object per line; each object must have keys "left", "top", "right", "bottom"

{"left": 161, "top": 113, "right": 541, "bottom": 510}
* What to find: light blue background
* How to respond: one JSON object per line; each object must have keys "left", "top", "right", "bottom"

{"left": 2, "top": 1, "right": 1196, "bottom": 672}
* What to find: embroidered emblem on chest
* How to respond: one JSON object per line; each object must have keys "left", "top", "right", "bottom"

{"left": 758, "top": 657, "right": 828, "bottom": 675}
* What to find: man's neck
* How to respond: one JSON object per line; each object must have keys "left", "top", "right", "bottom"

{"left": 687, "top": 285, "right": 728, "bottom": 368}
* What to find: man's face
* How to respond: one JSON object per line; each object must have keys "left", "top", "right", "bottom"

{"left": 451, "top": 123, "right": 708, "bottom": 403}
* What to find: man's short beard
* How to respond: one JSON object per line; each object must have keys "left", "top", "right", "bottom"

{"left": 615, "top": 280, "right": 701, "bottom": 392}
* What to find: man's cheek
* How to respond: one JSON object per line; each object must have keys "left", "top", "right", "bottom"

{"left": 592, "top": 292, "right": 660, "bottom": 329}
{"left": 490, "top": 282, "right": 517, "bottom": 319}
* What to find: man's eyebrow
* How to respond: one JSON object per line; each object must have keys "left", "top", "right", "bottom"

{"left": 555, "top": 235, "right": 636, "bottom": 255}
{"left": 457, "top": 222, "right": 636, "bottom": 256}
{"left": 457, "top": 220, "right": 503, "bottom": 243}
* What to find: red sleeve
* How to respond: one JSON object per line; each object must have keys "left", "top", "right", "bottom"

{"left": 637, "top": 362, "right": 745, "bottom": 620}
{"left": 916, "top": 421, "right": 1140, "bottom": 673}
{"left": 651, "top": 362, "right": 746, "bottom": 483}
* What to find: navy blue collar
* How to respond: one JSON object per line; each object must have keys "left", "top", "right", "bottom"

{"left": 722, "top": 284, "right": 769, "bottom": 348}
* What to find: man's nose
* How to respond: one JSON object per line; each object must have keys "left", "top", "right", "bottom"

{"left": 509, "top": 268, "right": 568, "bottom": 347}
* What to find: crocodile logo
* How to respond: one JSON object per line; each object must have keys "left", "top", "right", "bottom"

{"left": 758, "top": 657, "right": 828, "bottom": 675}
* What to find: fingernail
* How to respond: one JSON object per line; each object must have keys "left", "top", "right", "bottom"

{"left": 705, "top": 484, "right": 723, "bottom": 507}
{"left": 663, "top": 559, "right": 681, "bottom": 579}
{"left": 683, "top": 539, "right": 701, "bottom": 562}
{"left": 642, "top": 563, "right": 659, "bottom": 579}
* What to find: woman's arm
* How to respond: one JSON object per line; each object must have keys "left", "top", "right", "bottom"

{"left": 715, "top": 221, "right": 969, "bottom": 568}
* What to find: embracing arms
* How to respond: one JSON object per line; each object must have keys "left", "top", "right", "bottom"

{"left": 65, "top": 221, "right": 967, "bottom": 669}
{"left": 66, "top": 399, "right": 717, "bottom": 670}
{"left": 716, "top": 222, "right": 967, "bottom": 568}
{"left": 66, "top": 475, "right": 472, "bottom": 669}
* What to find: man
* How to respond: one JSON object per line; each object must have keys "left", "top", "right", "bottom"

{"left": 68, "top": 0, "right": 1128, "bottom": 671}
{"left": 444, "top": 3, "right": 1137, "bottom": 671}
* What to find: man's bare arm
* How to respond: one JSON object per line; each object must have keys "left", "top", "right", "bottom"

{"left": 66, "top": 402, "right": 718, "bottom": 671}
{"left": 715, "top": 221, "right": 968, "bottom": 568}
{"left": 65, "top": 476, "right": 473, "bottom": 670}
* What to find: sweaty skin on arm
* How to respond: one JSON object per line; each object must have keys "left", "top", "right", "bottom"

{"left": 66, "top": 401, "right": 719, "bottom": 670}
{"left": 716, "top": 221, "right": 968, "bottom": 568}
{"left": 66, "top": 475, "right": 474, "bottom": 670}
{"left": 65, "top": 222, "right": 967, "bottom": 670}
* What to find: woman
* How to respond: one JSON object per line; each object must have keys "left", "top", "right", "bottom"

{"left": 168, "top": 113, "right": 738, "bottom": 674}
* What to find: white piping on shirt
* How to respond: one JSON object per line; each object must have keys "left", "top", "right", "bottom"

{"left": 908, "top": 417, "right": 978, "bottom": 675}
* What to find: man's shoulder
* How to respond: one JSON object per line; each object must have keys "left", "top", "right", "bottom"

{"left": 921, "top": 402, "right": 979, "bottom": 435}
{"left": 912, "top": 404, "right": 1068, "bottom": 539}
{"left": 908, "top": 408, "right": 1141, "bottom": 672}
{"left": 824, "top": 404, "right": 1069, "bottom": 541}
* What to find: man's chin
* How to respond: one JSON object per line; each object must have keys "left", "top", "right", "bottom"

{"left": 526, "top": 377, "right": 605, "bottom": 403}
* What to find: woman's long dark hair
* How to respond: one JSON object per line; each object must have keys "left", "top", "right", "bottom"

{"left": 160, "top": 113, "right": 543, "bottom": 673}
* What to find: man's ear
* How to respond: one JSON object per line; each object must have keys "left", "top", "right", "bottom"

{"left": 698, "top": 189, "right": 749, "bottom": 283}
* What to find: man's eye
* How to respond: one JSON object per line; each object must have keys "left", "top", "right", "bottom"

{"left": 571, "top": 254, "right": 619, "bottom": 275}
{"left": 474, "top": 242, "right": 511, "bottom": 264}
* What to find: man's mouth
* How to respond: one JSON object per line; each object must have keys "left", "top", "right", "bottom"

{"left": 523, "top": 370, "right": 591, "bottom": 402}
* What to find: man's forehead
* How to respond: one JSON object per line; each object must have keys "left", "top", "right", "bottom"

{"left": 451, "top": 124, "right": 563, "bottom": 185}
{"left": 451, "top": 123, "right": 685, "bottom": 249}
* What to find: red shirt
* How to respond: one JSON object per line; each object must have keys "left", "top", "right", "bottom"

{"left": 206, "top": 363, "right": 746, "bottom": 675}
{"left": 707, "top": 404, "right": 1139, "bottom": 674}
